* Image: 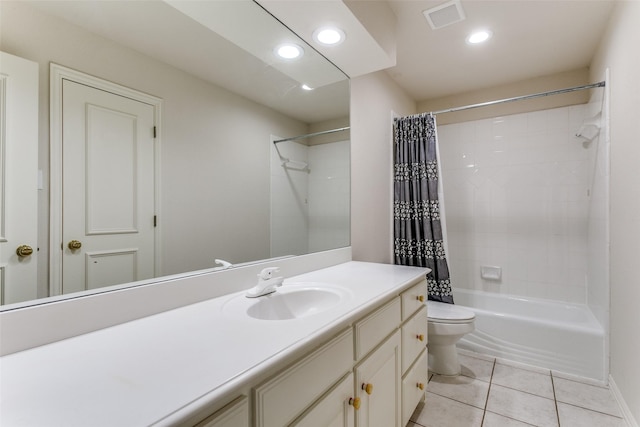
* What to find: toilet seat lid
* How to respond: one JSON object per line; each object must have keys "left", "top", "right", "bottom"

{"left": 427, "top": 300, "right": 475, "bottom": 322}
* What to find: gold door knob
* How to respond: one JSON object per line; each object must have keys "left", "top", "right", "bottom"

{"left": 68, "top": 240, "right": 82, "bottom": 250}
{"left": 417, "top": 382, "right": 425, "bottom": 390}
{"left": 362, "top": 383, "right": 373, "bottom": 395}
{"left": 417, "top": 334, "right": 425, "bottom": 342}
{"left": 16, "top": 245, "right": 34, "bottom": 257}
{"left": 348, "top": 397, "right": 361, "bottom": 410}
{"left": 416, "top": 295, "right": 425, "bottom": 302}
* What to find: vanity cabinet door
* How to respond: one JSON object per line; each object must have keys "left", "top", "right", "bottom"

{"left": 194, "top": 396, "right": 249, "bottom": 427}
{"left": 355, "top": 331, "right": 401, "bottom": 427}
{"left": 254, "top": 329, "right": 353, "bottom": 427}
{"left": 292, "top": 373, "right": 355, "bottom": 427}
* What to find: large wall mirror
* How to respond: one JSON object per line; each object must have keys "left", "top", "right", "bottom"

{"left": 0, "top": 0, "right": 350, "bottom": 308}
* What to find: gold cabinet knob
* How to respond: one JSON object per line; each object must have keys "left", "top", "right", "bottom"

{"left": 16, "top": 245, "right": 34, "bottom": 257}
{"left": 416, "top": 295, "right": 425, "bottom": 302}
{"left": 348, "top": 397, "right": 361, "bottom": 410}
{"left": 417, "top": 382, "right": 425, "bottom": 390}
{"left": 416, "top": 334, "right": 425, "bottom": 342}
{"left": 362, "top": 383, "right": 373, "bottom": 395}
{"left": 68, "top": 240, "right": 82, "bottom": 250}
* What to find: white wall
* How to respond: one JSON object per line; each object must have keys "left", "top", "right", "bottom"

{"left": 590, "top": 1, "right": 640, "bottom": 423}
{"left": 0, "top": 2, "right": 308, "bottom": 290}
{"left": 438, "top": 105, "right": 593, "bottom": 303}
{"left": 350, "top": 71, "right": 416, "bottom": 263}
{"left": 418, "top": 69, "right": 590, "bottom": 126}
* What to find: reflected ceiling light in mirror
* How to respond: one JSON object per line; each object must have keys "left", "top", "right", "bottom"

{"left": 301, "top": 84, "right": 314, "bottom": 91}
{"left": 275, "top": 43, "right": 304, "bottom": 59}
{"left": 313, "top": 27, "right": 345, "bottom": 46}
{"left": 466, "top": 30, "right": 492, "bottom": 45}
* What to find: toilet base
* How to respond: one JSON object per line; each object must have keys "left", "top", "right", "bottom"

{"left": 428, "top": 343, "right": 462, "bottom": 376}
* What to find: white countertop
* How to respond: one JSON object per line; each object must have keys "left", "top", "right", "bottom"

{"left": 0, "top": 261, "right": 428, "bottom": 426}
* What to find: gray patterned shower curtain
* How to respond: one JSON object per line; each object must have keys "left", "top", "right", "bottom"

{"left": 393, "top": 113, "right": 454, "bottom": 304}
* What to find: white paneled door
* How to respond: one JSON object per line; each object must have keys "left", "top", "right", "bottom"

{"left": 61, "top": 79, "right": 156, "bottom": 294}
{"left": 0, "top": 52, "right": 39, "bottom": 305}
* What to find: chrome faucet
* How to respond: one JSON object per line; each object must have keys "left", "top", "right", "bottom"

{"left": 246, "top": 267, "right": 284, "bottom": 298}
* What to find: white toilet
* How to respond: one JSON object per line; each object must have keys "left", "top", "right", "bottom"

{"left": 427, "top": 300, "right": 476, "bottom": 376}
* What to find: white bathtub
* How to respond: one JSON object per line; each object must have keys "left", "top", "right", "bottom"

{"left": 453, "top": 289, "right": 607, "bottom": 382}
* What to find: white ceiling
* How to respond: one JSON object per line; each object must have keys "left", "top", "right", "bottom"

{"left": 261, "top": 0, "right": 615, "bottom": 102}
{"left": 23, "top": 0, "right": 617, "bottom": 120}
{"left": 385, "top": 0, "right": 615, "bottom": 101}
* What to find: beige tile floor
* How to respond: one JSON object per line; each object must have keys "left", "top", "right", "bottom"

{"left": 408, "top": 351, "right": 626, "bottom": 427}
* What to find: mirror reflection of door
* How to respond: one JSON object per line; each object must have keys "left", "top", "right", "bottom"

{"left": 58, "top": 74, "right": 158, "bottom": 295}
{"left": 0, "top": 52, "right": 39, "bottom": 305}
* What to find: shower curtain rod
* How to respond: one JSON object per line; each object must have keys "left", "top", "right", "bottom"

{"left": 273, "top": 126, "right": 350, "bottom": 144}
{"left": 428, "top": 81, "right": 606, "bottom": 115}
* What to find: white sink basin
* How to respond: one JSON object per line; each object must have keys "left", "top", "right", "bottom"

{"left": 247, "top": 288, "right": 341, "bottom": 320}
{"left": 223, "top": 283, "right": 351, "bottom": 321}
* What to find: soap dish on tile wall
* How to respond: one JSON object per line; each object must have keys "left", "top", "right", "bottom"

{"left": 481, "top": 266, "right": 502, "bottom": 281}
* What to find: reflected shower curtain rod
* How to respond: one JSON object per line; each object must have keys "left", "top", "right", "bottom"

{"left": 424, "top": 81, "right": 606, "bottom": 116}
{"left": 273, "top": 126, "right": 350, "bottom": 144}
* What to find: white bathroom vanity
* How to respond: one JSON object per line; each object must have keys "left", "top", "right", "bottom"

{"left": 0, "top": 251, "right": 430, "bottom": 426}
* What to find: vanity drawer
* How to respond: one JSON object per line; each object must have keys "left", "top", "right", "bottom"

{"left": 401, "top": 350, "right": 428, "bottom": 427}
{"left": 254, "top": 328, "right": 353, "bottom": 427}
{"left": 354, "top": 297, "right": 401, "bottom": 360}
{"left": 401, "top": 280, "right": 427, "bottom": 321}
{"left": 401, "top": 306, "right": 428, "bottom": 374}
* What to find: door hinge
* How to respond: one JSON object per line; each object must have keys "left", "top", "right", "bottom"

{"left": 154, "top": 215, "right": 157, "bottom": 227}
{"left": 153, "top": 126, "right": 157, "bottom": 138}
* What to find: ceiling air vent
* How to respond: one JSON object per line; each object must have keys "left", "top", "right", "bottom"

{"left": 423, "top": 0, "right": 466, "bottom": 30}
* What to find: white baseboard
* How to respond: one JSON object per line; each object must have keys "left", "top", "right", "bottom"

{"left": 610, "top": 375, "right": 639, "bottom": 427}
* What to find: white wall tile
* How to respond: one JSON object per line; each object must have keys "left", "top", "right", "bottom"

{"left": 546, "top": 107, "right": 569, "bottom": 131}
{"left": 527, "top": 110, "right": 549, "bottom": 132}
{"left": 307, "top": 140, "right": 350, "bottom": 253}
{"left": 438, "top": 105, "right": 600, "bottom": 304}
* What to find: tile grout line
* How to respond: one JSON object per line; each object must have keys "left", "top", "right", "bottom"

{"left": 556, "top": 400, "right": 627, "bottom": 419}
{"left": 426, "top": 388, "right": 487, "bottom": 411}
{"left": 441, "top": 354, "right": 624, "bottom": 427}
{"left": 552, "top": 374, "right": 625, "bottom": 417}
{"left": 552, "top": 373, "right": 610, "bottom": 389}
{"left": 551, "top": 370, "right": 561, "bottom": 427}
{"left": 483, "top": 359, "right": 554, "bottom": 427}
{"left": 480, "top": 358, "right": 497, "bottom": 426}
{"left": 490, "top": 382, "right": 557, "bottom": 401}
{"left": 409, "top": 374, "right": 434, "bottom": 427}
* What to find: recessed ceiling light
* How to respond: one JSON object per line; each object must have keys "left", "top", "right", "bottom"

{"left": 275, "top": 44, "right": 304, "bottom": 60}
{"left": 301, "top": 84, "right": 314, "bottom": 91}
{"left": 313, "top": 27, "right": 345, "bottom": 46}
{"left": 466, "top": 30, "right": 492, "bottom": 44}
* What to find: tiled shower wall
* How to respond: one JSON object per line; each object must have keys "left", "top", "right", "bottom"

{"left": 308, "top": 140, "right": 350, "bottom": 253}
{"left": 438, "top": 105, "right": 601, "bottom": 304}
{"left": 270, "top": 139, "right": 350, "bottom": 257}
{"left": 271, "top": 140, "right": 309, "bottom": 257}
